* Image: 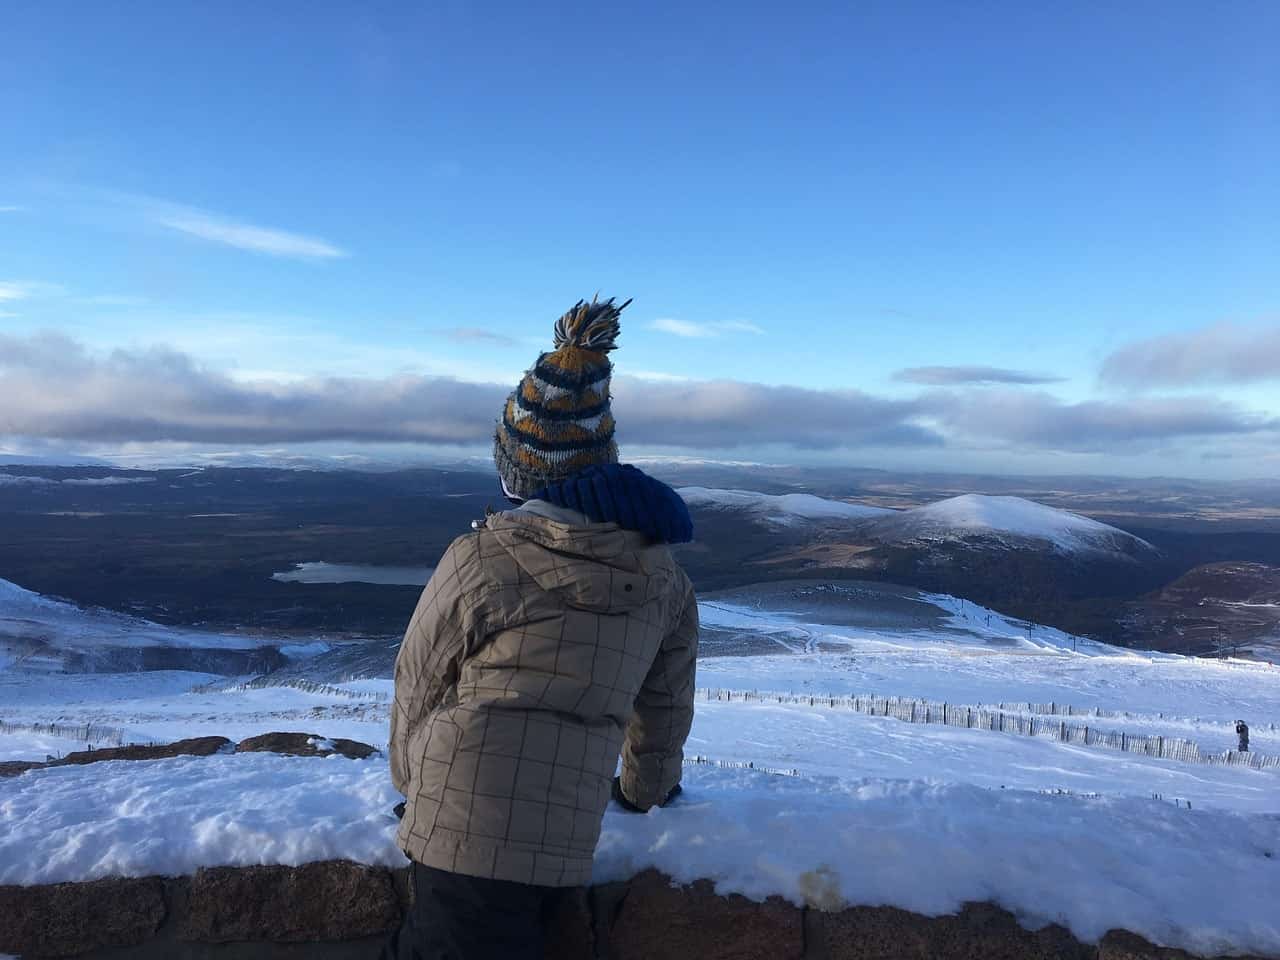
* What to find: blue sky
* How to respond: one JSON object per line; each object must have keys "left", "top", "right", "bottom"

{"left": 1, "top": 2, "right": 1278, "bottom": 478}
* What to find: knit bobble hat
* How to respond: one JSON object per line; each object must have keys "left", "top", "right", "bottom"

{"left": 494, "top": 296, "right": 631, "bottom": 502}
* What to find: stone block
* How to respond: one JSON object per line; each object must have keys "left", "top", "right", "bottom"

{"left": 180, "top": 861, "right": 400, "bottom": 943}
{"left": 0, "top": 876, "right": 166, "bottom": 957}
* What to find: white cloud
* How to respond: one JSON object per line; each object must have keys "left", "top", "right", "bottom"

{"left": 917, "top": 388, "right": 1278, "bottom": 452}
{"left": 147, "top": 201, "right": 346, "bottom": 260}
{"left": 0, "top": 282, "right": 32, "bottom": 302}
{"left": 0, "top": 280, "right": 64, "bottom": 303}
{"left": 1101, "top": 321, "right": 1280, "bottom": 388}
{"left": 439, "top": 327, "right": 520, "bottom": 347}
{"left": 895, "top": 365, "right": 1064, "bottom": 386}
{"left": 630, "top": 370, "right": 692, "bottom": 382}
{"left": 0, "top": 331, "right": 927, "bottom": 449}
{"left": 2, "top": 332, "right": 1276, "bottom": 463}
{"left": 650, "top": 318, "right": 765, "bottom": 338}
{"left": 75, "top": 294, "right": 151, "bottom": 307}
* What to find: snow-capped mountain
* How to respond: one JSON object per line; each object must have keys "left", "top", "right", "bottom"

{"left": 863, "top": 494, "right": 1156, "bottom": 558}
{"left": 673, "top": 488, "right": 1165, "bottom": 622}
{"left": 677, "top": 487, "right": 890, "bottom": 525}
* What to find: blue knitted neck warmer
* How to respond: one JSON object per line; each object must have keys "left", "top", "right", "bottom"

{"left": 530, "top": 463, "right": 694, "bottom": 544}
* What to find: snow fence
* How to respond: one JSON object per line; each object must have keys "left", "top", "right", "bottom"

{"left": 697, "top": 688, "right": 1280, "bottom": 771}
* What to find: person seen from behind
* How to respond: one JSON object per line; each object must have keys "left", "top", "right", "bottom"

{"left": 1236, "top": 720, "right": 1249, "bottom": 753}
{"left": 384, "top": 297, "right": 697, "bottom": 959}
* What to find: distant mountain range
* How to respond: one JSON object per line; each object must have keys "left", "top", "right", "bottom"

{"left": 670, "top": 486, "right": 1279, "bottom": 654}
{"left": 680, "top": 487, "right": 1155, "bottom": 559}
{"left": 1, "top": 464, "right": 1277, "bottom": 656}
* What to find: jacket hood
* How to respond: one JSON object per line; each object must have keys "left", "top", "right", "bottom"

{"left": 483, "top": 511, "right": 676, "bottom": 613}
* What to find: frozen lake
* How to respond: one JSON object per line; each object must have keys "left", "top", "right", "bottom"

{"left": 271, "top": 562, "right": 434, "bottom": 586}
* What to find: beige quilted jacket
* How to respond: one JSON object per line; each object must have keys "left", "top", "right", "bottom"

{"left": 390, "top": 508, "right": 698, "bottom": 887}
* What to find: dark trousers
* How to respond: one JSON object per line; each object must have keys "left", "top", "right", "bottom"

{"left": 380, "top": 862, "right": 559, "bottom": 960}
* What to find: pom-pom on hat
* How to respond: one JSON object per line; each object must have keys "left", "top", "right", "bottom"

{"left": 494, "top": 295, "right": 631, "bottom": 502}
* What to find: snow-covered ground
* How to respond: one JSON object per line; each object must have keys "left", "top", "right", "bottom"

{"left": 0, "top": 577, "right": 281, "bottom": 653}
{"left": 0, "top": 672, "right": 386, "bottom": 755}
{"left": 1, "top": 755, "right": 1276, "bottom": 957}
{"left": 697, "top": 597, "right": 1280, "bottom": 755}
{"left": 2, "top": 583, "right": 1278, "bottom": 955}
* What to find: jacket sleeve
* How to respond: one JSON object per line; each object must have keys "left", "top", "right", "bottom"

{"left": 389, "top": 540, "right": 471, "bottom": 795}
{"left": 619, "top": 574, "right": 699, "bottom": 810}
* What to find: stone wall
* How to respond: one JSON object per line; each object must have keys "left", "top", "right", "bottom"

{"left": 0, "top": 861, "right": 1269, "bottom": 960}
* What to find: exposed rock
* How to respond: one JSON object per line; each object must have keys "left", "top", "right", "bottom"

{"left": 0, "top": 759, "right": 42, "bottom": 777}
{"left": 0, "top": 875, "right": 166, "bottom": 957}
{"left": 1096, "top": 928, "right": 1269, "bottom": 960}
{"left": 234, "top": 731, "right": 378, "bottom": 760}
{"left": 1099, "top": 929, "right": 1198, "bottom": 960}
{"left": 0, "top": 737, "right": 232, "bottom": 778}
{"left": 180, "top": 860, "right": 400, "bottom": 942}
{"left": 56, "top": 736, "right": 231, "bottom": 766}
{"left": 818, "top": 901, "right": 1092, "bottom": 960}
{"left": 607, "top": 869, "right": 803, "bottom": 960}
{"left": 3, "top": 865, "right": 1272, "bottom": 959}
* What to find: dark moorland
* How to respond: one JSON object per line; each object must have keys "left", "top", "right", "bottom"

{"left": 1, "top": 463, "right": 1278, "bottom": 656}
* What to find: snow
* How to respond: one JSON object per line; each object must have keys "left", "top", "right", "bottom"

{"left": 678, "top": 487, "right": 890, "bottom": 523}
{"left": 280, "top": 641, "right": 334, "bottom": 659}
{"left": 0, "top": 753, "right": 405, "bottom": 884}
{"left": 62, "top": 476, "right": 156, "bottom": 486}
{"left": 1, "top": 756, "right": 1276, "bottom": 957}
{"left": 0, "top": 732, "right": 95, "bottom": 763}
{"left": 696, "top": 600, "right": 1280, "bottom": 754}
{"left": 0, "top": 473, "right": 153, "bottom": 486}
{"left": 688, "top": 698, "right": 1276, "bottom": 812}
{"left": 674, "top": 487, "right": 1151, "bottom": 554}
{"left": 594, "top": 767, "right": 1280, "bottom": 958}
{"left": 0, "top": 474, "right": 54, "bottom": 486}
{"left": 871, "top": 494, "right": 1153, "bottom": 554}
{"left": 2, "top": 581, "right": 1279, "bottom": 955}
{"left": 0, "top": 672, "right": 389, "bottom": 749}
{"left": 0, "top": 576, "right": 284, "bottom": 651}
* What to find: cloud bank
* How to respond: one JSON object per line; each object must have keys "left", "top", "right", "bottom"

{"left": 894, "top": 366, "right": 1064, "bottom": 386}
{"left": 917, "top": 388, "right": 1276, "bottom": 453}
{"left": 1101, "top": 322, "right": 1280, "bottom": 388}
{"left": 1, "top": 333, "right": 1274, "bottom": 457}
{"left": 650, "top": 318, "right": 764, "bottom": 338}
{"left": 440, "top": 328, "right": 520, "bottom": 347}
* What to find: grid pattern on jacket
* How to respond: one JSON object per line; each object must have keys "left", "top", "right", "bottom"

{"left": 391, "top": 511, "right": 698, "bottom": 887}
